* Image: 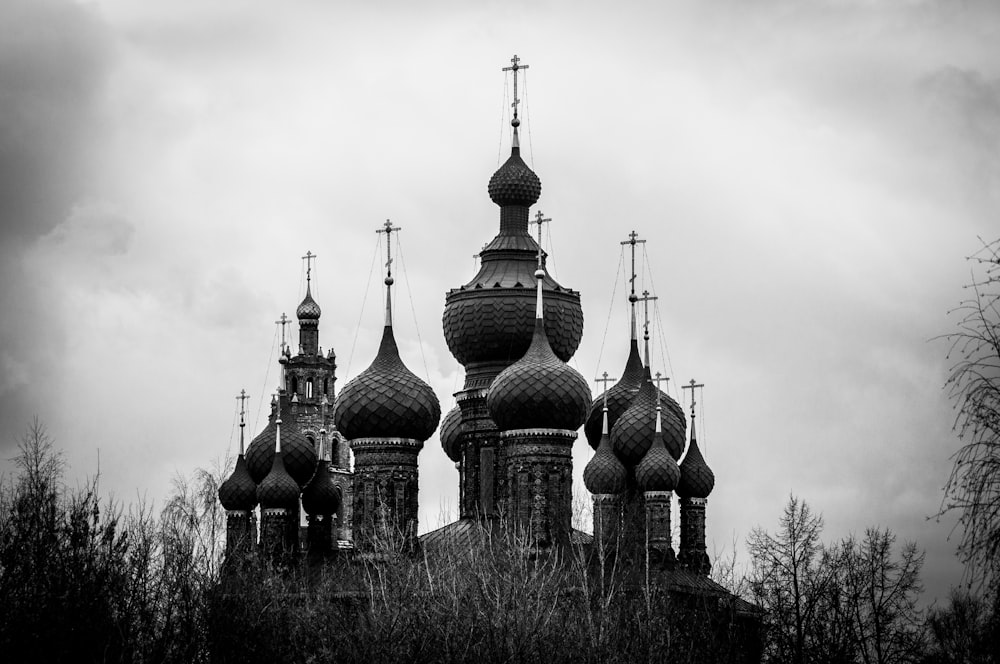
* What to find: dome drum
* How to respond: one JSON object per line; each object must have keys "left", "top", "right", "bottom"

{"left": 444, "top": 287, "right": 583, "bottom": 373}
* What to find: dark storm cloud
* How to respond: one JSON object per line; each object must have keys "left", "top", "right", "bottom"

{"left": 0, "top": 0, "right": 113, "bottom": 449}
{"left": 0, "top": 0, "right": 111, "bottom": 243}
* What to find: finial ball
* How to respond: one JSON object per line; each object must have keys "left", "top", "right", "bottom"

{"left": 534, "top": 268, "right": 545, "bottom": 280}
{"left": 385, "top": 276, "right": 394, "bottom": 286}
{"left": 512, "top": 117, "right": 520, "bottom": 127}
{"left": 629, "top": 294, "right": 638, "bottom": 303}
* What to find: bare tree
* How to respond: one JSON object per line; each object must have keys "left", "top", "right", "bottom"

{"left": 837, "top": 529, "right": 926, "bottom": 664}
{"left": 749, "top": 495, "right": 833, "bottom": 664}
{"left": 942, "top": 237, "right": 1000, "bottom": 591}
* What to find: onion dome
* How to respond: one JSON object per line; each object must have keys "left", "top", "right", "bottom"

{"left": 610, "top": 371, "right": 686, "bottom": 466}
{"left": 257, "top": 451, "right": 300, "bottom": 511}
{"left": 335, "top": 326, "right": 441, "bottom": 441}
{"left": 584, "top": 336, "right": 644, "bottom": 449}
{"left": 296, "top": 283, "right": 322, "bottom": 321}
{"left": 488, "top": 146, "right": 541, "bottom": 208}
{"left": 635, "top": 408, "right": 681, "bottom": 492}
{"left": 677, "top": 417, "right": 715, "bottom": 499}
{"left": 443, "top": 143, "right": 583, "bottom": 389}
{"left": 487, "top": 317, "right": 591, "bottom": 431}
{"left": 218, "top": 455, "right": 258, "bottom": 511}
{"left": 583, "top": 410, "right": 627, "bottom": 495}
{"left": 302, "top": 460, "right": 340, "bottom": 516}
{"left": 245, "top": 400, "right": 318, "bottom": 486}
{"left": 440, "top": 405, "right": 464, "bottom": 462}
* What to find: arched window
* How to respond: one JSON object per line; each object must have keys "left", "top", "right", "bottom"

{"left": 323, "top": 378, "right": 329, "bottom": 395}
{"left": 306, "top": 378, "right": 314, "bottom": 398}
{"left": 291, "top": 376, "right": 299, "bottom": 394}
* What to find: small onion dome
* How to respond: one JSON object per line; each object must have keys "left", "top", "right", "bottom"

{"left": 301, "top": 460, "right": 340, "bottom": 516}
{"left": 584, "top": 338, "right": 644, "bottom": 449}
{"left": 583, "top": 427, "right": 627, "bottom": 495}
{"left": 335, "top": 326, "right": 441, "bottom": 441}
{"left": 487, "top": 146, "right": 541, "bottom": 208}
{"left": 487, "top": 319, "right": 592, "bottom": 431}
{"left": 218, "top": 455, "right": 258, "bottom": 511}
{"left": 257, "top": 452, "right": 300, "bottom": 511}
{"left": 440, "top": 405, "right": 464, "bottom": 463}
{"left": 677, "top": 420, "right": 715, "bottom": 499}
{"left": 610, "top": 372, "right": 686, "bottom": 466}
{"left": 245, "top": 403, "right": 318, "bottom": 486}
{"left": 635, "top": 422, "right": 681, "bottom": 492}
{"left": 296, "top": 284, "right": 322, "bottom": 321}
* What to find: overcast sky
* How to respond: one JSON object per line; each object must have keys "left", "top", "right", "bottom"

{"left": 2, "top": 0, "right": 998, "bottom": 604}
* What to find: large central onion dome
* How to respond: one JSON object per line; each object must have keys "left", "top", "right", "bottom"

{"left": 245, "top": 399, "right": 317, "bottom": 486}
{"left": 335, "top": 326, "right": 440, "bottom": 441}
{"left": 218, "top": 455, "right": 258, "bottom": 511}
{"left": 487, "top": 316, "right": 591, "bottom": 432}
{"left": 443, "top": 144, "right": 583, "bottom": 388}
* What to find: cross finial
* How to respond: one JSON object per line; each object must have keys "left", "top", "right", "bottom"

{"left": 502, "top": 54, "right": 529, "bottom": 123}
{"left": 620, "top": 230, "right": 646, "bottom": 302}
{"left": 302, "top": 251, "right": 316, "bottom": 283}
{"left": 595, "top": 371, "right": 616, "bottom": 408}
{"left": 531, "top": 211, "right": 551, "bottom": 269}
{"left": 682, "top": 378, "right": 705, "bottom": 418}
{"left": 376, "top": 219, "right": 401, "bottom": 325}
{"left": 635, "top": 289, "right": 658, "bottom": 364}
{"left": 275, "top": 313, "right": 290, "bottom": 351}
{"left": 651, "top": 372, "right": 670, "bottom": 406}
{"left": 236, "top": 389, "right": 249, "bottom": 454}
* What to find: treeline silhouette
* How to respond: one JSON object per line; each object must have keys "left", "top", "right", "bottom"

{"left": 1, "top": 420, "right": 996, "bottom": 663}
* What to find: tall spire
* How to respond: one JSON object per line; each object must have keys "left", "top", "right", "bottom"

{"left": 236, "top": 389, "right": 248, "bottom": 455}
{"left": 377, "top": 219, "right": 400, "bottom": 327}
{"left": 502, "top": 54, "right": 529, "bottom": 148}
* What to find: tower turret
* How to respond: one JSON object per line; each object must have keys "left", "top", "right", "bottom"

{"left": 219, "top": 390, "right": 258, "bottom": 561}
{"left": 583, "top": 374, "right": 627, "bottom": 549}
{"left": 636, "top": 375, "right": 682, "bottom": 565}
{"left": 335, "top": 221, "right": 440, "bottom": 552}
{"left": 257, "top": 395, "right": 301, "bottom": 562}
{"left": 487, "top": 230, "right": 591, "bottom": 547}
{"left": 677, "top": 380, "right": 714, "bottom": 575}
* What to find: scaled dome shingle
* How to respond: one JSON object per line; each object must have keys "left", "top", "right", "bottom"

{"left": 218, "top": 455, "right": 258, "bottom": 511}
{"left": 583, "top": 426, "right": 627, "bottom": 495}
{"left": 487, "top": 319, "right": 591, "bottom": 431}
{"left": 257, "top": 452, "right": 300, "bottom": 511}
{"left": 584, "top": 337, "right": 644, "bottom": 449}
{"left": 335, "top": 326, "right": 440, "bottom": 441}
{"left": 440, "top": 405, "right": 463, "bottom": 462}
{"left": 296, "top": 284, "right": 322, "bottom": 321}
{"left": 677, "top": 423, "right": 715, "bottom": 499}
{"left": 245, "top": 401, "right": 317, "bottom": 487}
{"left": 487, "top": 148, "right": 541, "bottom": 208}
{"left": 635, "top": 424, "right": 681, "bottom": 492}
{"left": 610, "top": 373, "right": 686, "bottom": 467}
{"left": 302, "top": 460, "right": 340, "bottom": 516}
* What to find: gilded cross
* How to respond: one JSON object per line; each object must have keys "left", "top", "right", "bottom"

{"left": 682, "top": 378, "right": 705, "bottom": 418}
{"left": 502, "top": 54, "right": 529, "bottom": 121}
{"left": 595, "top": 371, "right": 616, "bottom": 409}
{"left": 376, "top": 219, "right": 401, "bottom": 278}
{"left": 275, "top": 313, "right": 290, "bottom": 351}
{"left": 531, "top": 211, "right": 551, "bottom": 268}
{"left": 302, "top": 250, "right": 316, "bottom": 282}
{"left": 620, "top": 230, "right": 646, "bottom": 301}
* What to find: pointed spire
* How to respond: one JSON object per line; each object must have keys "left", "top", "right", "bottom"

{"left": 533, "top": 214, "right": 547, "bottom": 319}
